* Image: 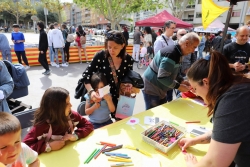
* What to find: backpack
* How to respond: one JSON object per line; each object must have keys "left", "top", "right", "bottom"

{"left": 80, "top": 35, "right": 86, "bottom": 44}
{"left": 66, "top": 34, "right": 75, "bottom": 43}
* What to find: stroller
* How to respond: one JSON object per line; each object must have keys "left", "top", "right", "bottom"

{"left": 3, "top": 60, "right": 32, "bottom": 113}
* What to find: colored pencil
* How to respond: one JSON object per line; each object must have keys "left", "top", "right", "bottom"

{"left": 102, "top": 144, "right": 123, "bottom": 152}
{"left": 108, "top": 158, "right": 132, "bottom": 162}
{"left": 169, "top": 121, "right": 179, "bottom": 126}
{"left": 94, "top": 145, "right": 107, "bottom": 159}
{"left": 100, "top": 141, "right": 117, "bottom": 147}
{"left": 185, "top": 121, "right": 201, "bottom": 124}
{"left": 105, "top": 152, "right": 128, "bottom": 157}
{"left": 86, "top": 149, "right": 100, "bottom": 164}
{"left": 84, "top": 148, "right": 97, "bottom": 164}
{"left": 110, "top": 162, "right": 134, "bottom": 166}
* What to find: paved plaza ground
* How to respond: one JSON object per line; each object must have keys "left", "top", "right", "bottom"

{"left": 3, "top": 32, "right": 146, "bottom": 115}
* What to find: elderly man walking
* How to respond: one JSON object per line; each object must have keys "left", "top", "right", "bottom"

{"left": 142, "top": 32, "right": 200, "bottom": 110}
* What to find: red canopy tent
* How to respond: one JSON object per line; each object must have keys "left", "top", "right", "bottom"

{"left": 135, "top": 10, "right": 193, "bottom": 28}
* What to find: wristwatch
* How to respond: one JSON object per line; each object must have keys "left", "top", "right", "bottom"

{"left": 45, "top": 142, "right": 51, "bottom": 152}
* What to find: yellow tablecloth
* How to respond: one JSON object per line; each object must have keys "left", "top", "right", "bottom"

{"left": 39, "top": 98, "right": 212, "bottom": 167}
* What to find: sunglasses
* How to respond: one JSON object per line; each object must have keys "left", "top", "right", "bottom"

{"left": 179, "top": 34, "right": 186, "bottom": 36}
{"left": 106, "top": 33, "right": 123, "bottom": 40}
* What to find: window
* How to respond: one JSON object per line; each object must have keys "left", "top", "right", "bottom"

{"left": 232, "top": 11, "right": 241, "bottom": 17}
{"left": 196, "top": 12, "right": 202, "bottom": 18}
{"left": 198, "top": 0, "right": 201, "bottom": 4}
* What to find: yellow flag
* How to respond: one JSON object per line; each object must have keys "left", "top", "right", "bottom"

{"left": 202, "top": 0, "right": 229, "bottom": 29}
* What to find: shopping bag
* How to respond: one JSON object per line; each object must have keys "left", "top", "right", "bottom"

{"left": 115, "top": 95, "right": 136, "bottom": 119}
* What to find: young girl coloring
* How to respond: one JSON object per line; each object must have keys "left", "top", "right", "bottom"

{"left": 85, "top": 72, "right": 115, "bottom": 129}
{"left": 23, "top": 87, "right": 94, "bottom": 154}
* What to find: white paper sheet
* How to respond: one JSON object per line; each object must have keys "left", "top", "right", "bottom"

{"left": 98, "top": 85, "right": 110, "bottom": 97}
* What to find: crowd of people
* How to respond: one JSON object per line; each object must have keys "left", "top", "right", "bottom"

{"left": 0, "top": 19, "right": 250, "bottom": 167}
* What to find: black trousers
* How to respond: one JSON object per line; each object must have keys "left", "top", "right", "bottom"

{"left": 64, "top": 42, "right": 70, "bottom": 62}
{"left": 15, "top": 51, "right": 29, "bottom": 66}
{"left": 38, "top": 51, "right": 49, "bottom": 70}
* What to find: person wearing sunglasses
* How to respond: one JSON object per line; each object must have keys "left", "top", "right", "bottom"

{"left": 82, "top": 30, "right": 134, "bottom": 119}
{"left": 223, "top": 26, "right": 250, "bottom": 73}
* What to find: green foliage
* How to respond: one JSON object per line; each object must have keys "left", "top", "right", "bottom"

{"left": 0, "top": 0, "right": 36, "bottom": 24}
{"left": 74, "top": 0, "right": 162, "bottom": 29}
{"left": 36, "top": 6, "right": 59, "bottom": 23}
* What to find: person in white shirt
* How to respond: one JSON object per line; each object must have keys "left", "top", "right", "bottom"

{"left": 154, "top": 20, "right": 176, "bottom": 54}
{"left": 50, "top": 22, "right": 68, "bottom": 67}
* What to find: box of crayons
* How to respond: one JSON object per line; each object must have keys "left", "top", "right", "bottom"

{"left": 141, "top": 120, "right": 186, "bottom": 153}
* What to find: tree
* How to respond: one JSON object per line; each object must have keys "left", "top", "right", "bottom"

{"left": 164, "top": 0, "right": 195, "bottom": 19}
{"left": 39, "top": 0, "right": 69, "bottom": 23}
{"left": 36, "top": 6, "right": 59, "bottom": 23}
{"left": 0, "top": 0, "right": 36, "bottom": 24}
{"left": 74, "top": 0, "right": 162, "bottom": 30}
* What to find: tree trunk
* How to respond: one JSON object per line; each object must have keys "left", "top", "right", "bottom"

{"left": 110, "top": 21, "right": 116, "bottom": 30}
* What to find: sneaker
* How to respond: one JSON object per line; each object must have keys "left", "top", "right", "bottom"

{"left": 44, "top": 70, "right": 51, "bottom": 75}
{"left": 65, "top": 62, "right": 69, "bottom": 65}
{"left": 61, "top": 63, "right": 68, "bottom": 67}
{"left": 51, "top": 62, "right": 56, "bottom": 66}
{"left": 55, "top": 64, "right": 60, "bottom": 68}
{"left": 25, "top": 66, "right": 30, "bottom": 70}
{"left": 42, "top": 70, "right": 46, "bottom": 75}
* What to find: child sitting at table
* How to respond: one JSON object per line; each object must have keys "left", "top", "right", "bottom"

{"left": 23, "top": 87, "right": 94, "bottom": 154}
{"left": 0, "top": 112, "right": 39, "bottom": 167}
{"left": 85, "top": 72, "right": 115, "bottom": 129}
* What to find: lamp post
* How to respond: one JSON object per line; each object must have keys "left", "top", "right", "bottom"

{"left": 44, "top": 3, "right": 48, "bottom": 28}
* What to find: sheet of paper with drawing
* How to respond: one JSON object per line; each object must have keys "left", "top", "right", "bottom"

{"left": 98, "top": 85, "right": 110, "bottom": 97}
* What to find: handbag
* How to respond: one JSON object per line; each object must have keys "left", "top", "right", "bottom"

{"left": 115, "top": 95, "right": 136, "bottom": 119}
{"left": 120, "top": 70, "right": 144, "bottom": 89}
{"left": 74, "top": 78, "right": 87, "bottom": 100}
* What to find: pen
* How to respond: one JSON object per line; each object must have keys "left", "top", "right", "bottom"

{"left": 110, "top": 162, "right": 134, "bottom": 166}
{"left": 94, "top": 145, "right": 107, "bottom": 159}
{"left": 84, "top": 148, "right": 97, "bottom": 164}
{"left": 105, "top": 152, "right": 128, "bottom": 157}
{"left": 102, "top": 144, "right": 123, "bottom": 152}
{"left": 110, "top": 155, "right": 131, "bottom": 159}
{"left": 125, "top": 145, "right": 151, "bottom": 157}
{"left": 185, "top": 121, "right": 201, "bottom": 124}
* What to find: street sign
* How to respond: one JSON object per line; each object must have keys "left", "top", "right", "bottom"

{"left": 31, "top": 15, "right": 39, "bottom": 21}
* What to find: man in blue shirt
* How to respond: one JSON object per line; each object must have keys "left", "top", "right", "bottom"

{"left": 11, "top": 24, "right": 30, "bottom": 70}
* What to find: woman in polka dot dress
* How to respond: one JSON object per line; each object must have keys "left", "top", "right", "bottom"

{"left": 82, "top": 30, "right": 134, "bottom": 119}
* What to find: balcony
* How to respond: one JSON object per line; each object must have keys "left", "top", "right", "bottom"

{"left": 182, "top": 18, "right": 194, "bottom": 22}
{"left": 184, "top": 4, "right": 195, "bottom": 11}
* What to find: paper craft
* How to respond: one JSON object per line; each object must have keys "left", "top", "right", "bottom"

{"left": 126, "top": 117, "right": 139, "bottom": 126}
{"left": 142, "top": 158, "right": 160, "bottom": 167}
{"left": 144, "top": 116, "right": 168, "bottom": 125}
{"left": 98, "top": 85, "right": 110, "bottom": 97}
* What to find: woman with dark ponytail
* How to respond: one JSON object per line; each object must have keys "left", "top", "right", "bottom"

{"left": 179, "top": 51, "right": 250, "bottom": 167}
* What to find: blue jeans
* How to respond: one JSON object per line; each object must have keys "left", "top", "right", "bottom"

{"left": 54, "top": 48, "right": 65, "bottom": 64}
{"left": 90, "top": 119, "right": 113, "bottom": 129}
{"left": 142, "top": 90, "right": 167, "bottom": 110}
{"left": 48, "top": 46, "right": 54, "bottom": 63}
